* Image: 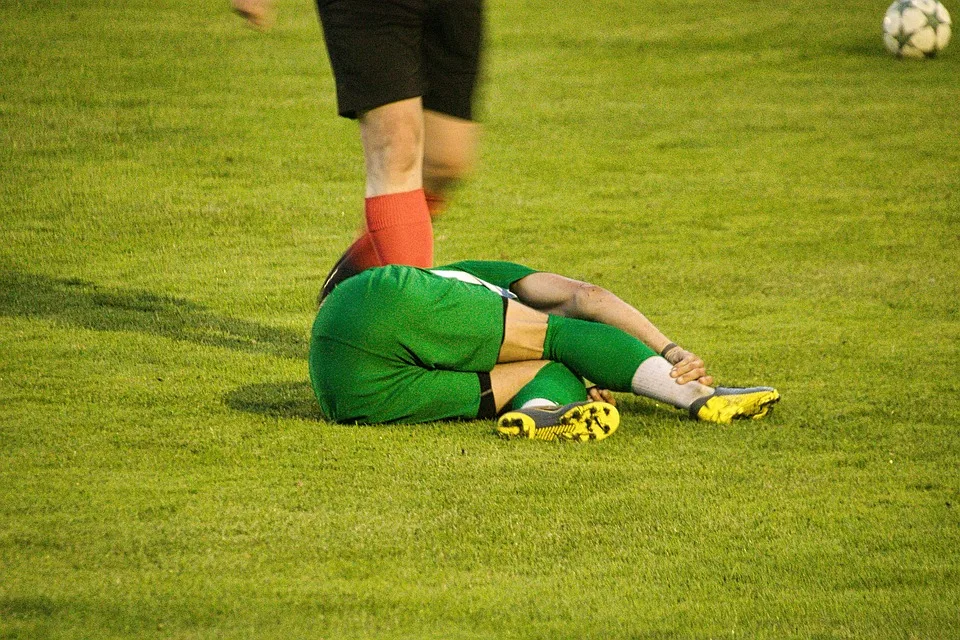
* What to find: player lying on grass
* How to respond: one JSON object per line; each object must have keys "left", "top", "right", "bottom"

{"left": 309, "top": 261, "right": 780, "bottom": 441}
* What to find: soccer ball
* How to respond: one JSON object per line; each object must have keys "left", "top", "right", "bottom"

{"left": 883, "top": 0, "right": 952, "bottom": 58}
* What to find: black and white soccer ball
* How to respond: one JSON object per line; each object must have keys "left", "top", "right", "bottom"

{"left": 883, "top": 0, "right": 952, "bottom": 58}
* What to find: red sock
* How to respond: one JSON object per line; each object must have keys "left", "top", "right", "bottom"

{"left": 424, "top": 190, "right": 447, "bottom": 218}
{"left": 364, "top": 188, "right": 433, "bottom": 267}
{"left": 317, "top": 231, "right": 382, "bottom": 302}
{"left": 343, "top": 232, "right": 381, "bottom": 270}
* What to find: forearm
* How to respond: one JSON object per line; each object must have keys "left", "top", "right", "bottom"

{"left": 510, "top": 273, "right": 710, "bottom": 384}
{"left": 565, "top": 288, "right": 673, "bottom": 354}
{"left": 511, "top": 273, "right": 675, "bottom": 353}
{"left": 563, "top": 287, "right": 709, "bottom": 383}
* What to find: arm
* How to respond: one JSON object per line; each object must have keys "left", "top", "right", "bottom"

{"left": 510, "top": 272, "right": 713, "bottom": 386}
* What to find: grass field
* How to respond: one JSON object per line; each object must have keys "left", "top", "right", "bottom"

{"left": 2, "top": 0, "right": 959, "bottom": 637}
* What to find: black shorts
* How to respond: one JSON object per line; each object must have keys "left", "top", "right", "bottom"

{"left": 316, "top": 0, "right": 484, "bottom": 120}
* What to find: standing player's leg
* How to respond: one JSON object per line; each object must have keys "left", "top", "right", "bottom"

{"left": 316, "top": 0, "right": 486, "bottom": 303}
{"left": 339, "top": 105, "right": 479, "bottom": 275}
{"left": 315, "top": 0, "right": 435, "bottom": 303}
{"left": 317, "top": 104, "right": 458, "bottom": 303}
{"left": 422, "top": 110, "right": 479, "bottom": 216}
{"left": 419, "top": 0, "right": 484, "bottom": 217}
{"left": 316, "top": 98, "right": 432, "bottom": 303}
{"left": 358, "top": 97, "right": 432, "bottom": 267}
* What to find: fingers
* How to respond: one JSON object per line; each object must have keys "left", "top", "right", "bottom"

{"left": 669, "top": 352, "right": 709, "bottom": 385}
{"left": 587, "top": 387, "right": 617, "bottom": 406}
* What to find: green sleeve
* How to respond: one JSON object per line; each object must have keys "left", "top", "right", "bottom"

{"left": 437, "top": 260, "right": 538, "bottom": 290}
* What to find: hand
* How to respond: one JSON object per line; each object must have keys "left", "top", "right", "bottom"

{"left": 232, "top": 0, "right": 274, "bottom": 30}
{"left": 665, "top": 348, "right": 714, "bottom": 386}
{"left": 586, "top": 387, "right": 617, "bottom": 406}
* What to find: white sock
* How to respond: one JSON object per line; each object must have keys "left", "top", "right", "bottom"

{"left": 631, "top": 357, "right": 714, "bottom": 409}
{"left": 520, "top": 398, "right": 556, "bottom": 409}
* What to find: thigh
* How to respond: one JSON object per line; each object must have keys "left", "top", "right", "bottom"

{"left": 498, "top": 299, "right": 548, "bottom": 363}
{"left": 391, "top": 269, "right": 506, "bottom": 372}
{"left": 313, "top": 265, "right": 505, "bottom": 373}
{"left": 317, "top": 0, "right": 428, "bottom": 118}
{"left": 422, "top": 0, "right": 484, "bottom": 120}
{"left": 310, "top": 336, "right": 484, "bottom": 424}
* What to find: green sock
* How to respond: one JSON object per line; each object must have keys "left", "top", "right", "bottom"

{"left": 509, "top": 361, "right": 587, "bottom": 411}
{"left": 543, "top": 315, "right": 656, "bottom": 392}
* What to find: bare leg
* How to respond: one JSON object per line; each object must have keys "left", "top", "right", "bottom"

{"left": 497, "top": 300, "right": 549, "bottom": 363}
{"left": 489, "top": 361, "right": 551, "bottom": 413}
{"left": 318, "top": 104, "right": 476, "bottom": 299}
{"left": 422, "top": 109, "right": 479, "bottom": 202}
{"left": 317, "top": 99, "right": 431, "bottom": 301}
{"left": 359, "top": 98, "right": 425, "bottom": 197}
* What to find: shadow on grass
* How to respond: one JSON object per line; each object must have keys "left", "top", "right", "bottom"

{"left": 0, "top": 270, "right": 308, "bottom": 360}
{"left": 0, "top": 594, "right": 56, "bottom": 619}
{"left": 224, "top": 381, "right": 324, "bottom": 421}
{"left": 839, "top": 37, "right": 894, "bottom": 59}
{"left": 222, "top": 384, "right": 680, "bottom": 426}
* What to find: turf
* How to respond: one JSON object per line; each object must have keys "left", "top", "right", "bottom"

{"left": 2, "top": 0, "right": 959, "bottom": 637}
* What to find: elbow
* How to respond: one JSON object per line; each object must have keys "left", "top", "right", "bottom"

{"left": 571, "top": 283, "right": 609, "bottom": 318}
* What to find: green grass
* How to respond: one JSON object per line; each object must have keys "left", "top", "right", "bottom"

{"left": 2, "top": 0, "right": 959, "bottom": 637}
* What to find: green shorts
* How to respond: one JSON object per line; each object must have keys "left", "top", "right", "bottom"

{"left": 309, "top": 264, "right": 509, "bottom": 424}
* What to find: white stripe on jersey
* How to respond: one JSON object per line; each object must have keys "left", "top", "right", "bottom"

{"left": 429, "top": 269, "right": 518, "bottom": 300}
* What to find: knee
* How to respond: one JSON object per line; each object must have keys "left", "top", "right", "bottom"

{"left": 424, "top": 147, "right": 475, "bottom": 185}
{"left": 367, "top": 127, "right": 422, "bottom": 176}
{"left": 422, "top": 116, "right": 479, "bottom": 193}
{"left": 423, "top": 139, "right": 477, "bottom": 194}
{"left": 361, "top": 109, "right": 424, "bottom": 182}
{"left": 572, "top": 283, "right": 609, "bottom": 316}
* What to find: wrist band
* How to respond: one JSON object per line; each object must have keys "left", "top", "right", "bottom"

{"left": 659, "top": 342, "right": 678, "bottom": 358}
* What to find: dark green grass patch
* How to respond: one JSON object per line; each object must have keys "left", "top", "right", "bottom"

{"left": 2, "top": 0, "right": 958, "bottom": 638}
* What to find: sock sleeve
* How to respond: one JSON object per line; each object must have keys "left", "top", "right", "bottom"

{"left": 543, "top": 315, "right": 656, "bottom": 392}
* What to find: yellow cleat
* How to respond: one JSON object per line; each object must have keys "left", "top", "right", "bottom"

{"left": 690, "top": 387, "right": 781, "bottom": 424}
{"left": 496, "top": 401, "right": 619, "bottom": 442}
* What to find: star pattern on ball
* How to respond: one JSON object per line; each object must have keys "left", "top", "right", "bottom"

{"left": 926, "top": 10, "right": 946, "bottom": 29}
{"left": 883, "top": 0, "right": 952, "bottom": 56}
{"left": 894, "top": 0, "right": 915, "bottom": 12}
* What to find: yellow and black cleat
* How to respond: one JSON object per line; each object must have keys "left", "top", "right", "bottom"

{"left": 690, "top": 387, "right": 781, "bottom": 424}
{"left": 496, "top": 401, "right": 619, "bottom": 442}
